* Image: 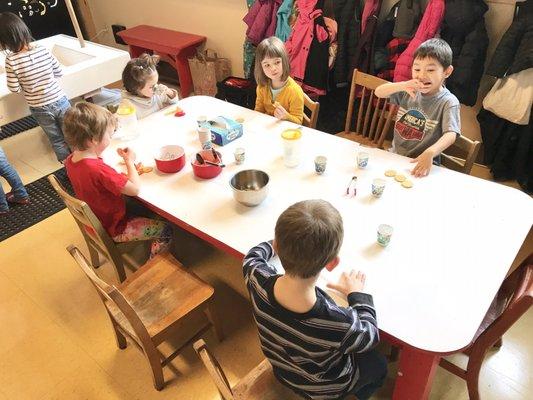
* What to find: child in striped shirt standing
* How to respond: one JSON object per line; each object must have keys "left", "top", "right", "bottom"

{"left": 243, "top": 200, "right": 387, "bottom": 400}
{"left": 0, "top": 12, "right": 71, "bottom": 162}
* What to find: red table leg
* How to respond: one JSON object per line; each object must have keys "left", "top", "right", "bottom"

{"left": 392, "top": 347, "right": 440, "bottom": 400}
{"left": 128, "top": 45, "right": 146, "bottom": 59}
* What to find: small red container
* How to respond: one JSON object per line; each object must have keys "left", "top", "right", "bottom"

{"left": 191, "top": 149, "right": 223, "bottom": 179}
{"left": 154, "top": 145, "right": 185, "bottom": 173}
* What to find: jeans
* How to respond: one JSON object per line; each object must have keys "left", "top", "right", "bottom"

{"left": 0, "top": 147, "right": 28, "bottom": 211}
{"left": 349, "top": 349, "right": 388, "bottom": 400}
{"left": 30, "top": 96, "right": 71, "bottom": 162}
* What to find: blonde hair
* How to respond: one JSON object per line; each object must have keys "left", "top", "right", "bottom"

{"left": 63, "top": 102, "right": 116, "bottom": 151}
{"left": 254, "top": 36, "right": 290, "bottom": 86}
{"left": 275, "top": 200, "right": 344, "bottom": 279}
{"left": 122, "top": 53, "right": 160, "bottom": 94}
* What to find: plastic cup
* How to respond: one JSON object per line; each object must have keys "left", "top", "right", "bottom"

{"left": 281, "top": 129, "right": 302, "bottom": 168}
{"left": 372, "top": 178, "right": 386, "bottom": 198}
{"left": 377, "top": 224, "right": 393, "bottom": 247}
{"left": 196, "top": 115, "right": 207, "bottom": 128}
{"left": 314, "top": 156, "right": 327, "bottom": 175}
{"left": 234, "top": 147, "right": 245, "bottom": 164}
{"left": 357, "top": 151, "right": 369, "bottom": 169}
{"left": 198, "top": 127, "right": 212, "bottom": 150}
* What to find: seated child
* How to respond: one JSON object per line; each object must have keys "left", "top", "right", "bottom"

{"left": 254, "top": 36, "right": 304, "bottom": 124}
{"left": 63, "top": 102, "right": 171, "bottom": 256}
{"left": 0, "top": 145, "right": 30, "bottom": 215}
{"left": 0, "top": 12, "right": 71, "bottom": 162}
{"left": 121, "top": 53, "right": 179, "bottom": 119}
{"left": 375, "top": 38, "right": 460, "bottom": 177}
{"left": 243, "top": 199, "right": 387, "bottom": 400}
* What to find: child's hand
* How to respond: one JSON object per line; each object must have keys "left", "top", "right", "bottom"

{"left": 117, "top": 147, "right": 136, "bottom": 163}
{"left": 402, "top": 79, "right": 424, "bottom": 99}
{"left": 326, "top": 270, "right": 366, "bottom": 297}
{"left": 158, "top": 84, "right": 176, "bottom": 98}
{"left": 273, "top": 102, "right": 288, "bottom": 120}
{"left": 410, "top": 149, "right": 434, "bottom": 177}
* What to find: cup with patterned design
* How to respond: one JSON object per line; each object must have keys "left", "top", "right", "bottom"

{"left": 314, "top": 156, "right": 327, "bottom": 175}
{"left": 377, "top": 224, "right": 393, "bottom": 247}
{"left": 357, "top": 151, "right": 369, "bottom": 169}
{"left": 234, "top": 147, "right": 245, "bottom": 164}
{"left": 372, "top": 178, "right": 386, "bottom": 198}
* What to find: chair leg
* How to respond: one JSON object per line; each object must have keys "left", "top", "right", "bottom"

{"left": 205, "top": 304, "right": 224, "bottom": 342}
{"left": 111, "top": 320, "right": 127, "bottom": 349}
{"left": 465, "top": 351, "right": 485, "bottom": 400}
{"left": 146, "top": 349, "right": 165, "bottom": 391}
{"left": 88, "top": 245, "right": 102, "bottom": 268}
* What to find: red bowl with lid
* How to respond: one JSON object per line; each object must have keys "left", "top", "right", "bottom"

{"left": 154, "top": 145, "right": 185, "bottom": 173}
{"left": 191, "top": 149, "right": 223, "bottom": 179}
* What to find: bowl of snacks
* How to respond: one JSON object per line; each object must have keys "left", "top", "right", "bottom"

{"left": 230, "top": 169, "right": 270, "bottom": 206}
{"left": 191, "top": 149, "right": 224, "bottom": 179}
{"left": 154, "top": 145, "right": 186, "bottom": 173}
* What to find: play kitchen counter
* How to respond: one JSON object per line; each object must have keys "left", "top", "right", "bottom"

{"left": 102, "top": 96, "right": 533, "bottom": 400}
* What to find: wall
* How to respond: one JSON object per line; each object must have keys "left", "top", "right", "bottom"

{"left": 86, "top": 0, "right": 520, "bottom": 142}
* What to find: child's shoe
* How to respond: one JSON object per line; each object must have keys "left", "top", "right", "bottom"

{"left": 6, "top": 192, "right": 30, "bottom": 205}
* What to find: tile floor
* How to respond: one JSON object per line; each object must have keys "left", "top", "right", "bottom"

{"left": 0, "top": 124, "right": 531, "bottom": 399}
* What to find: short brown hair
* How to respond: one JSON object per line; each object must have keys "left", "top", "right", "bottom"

{"left": 414, "top": 38, "right": 453, "bottom": 69}
{"left": 63, "top": 102, "right": 116, "bottom": 150}
{"left": 254, "top": 36, "right": 290, "bottom": 86}
{"left": 0, "top": 12, "right": 33, "bottom": 52}
{"left": 122, "top": 53, "right": 160, "bottom": 94}
{"left": 275, "top": 200, "right": 344, "bottom": 279}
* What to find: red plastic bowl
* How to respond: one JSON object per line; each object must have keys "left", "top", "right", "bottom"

{"left": 154, "top": 145, "right": 185, "bottom": 173}
{"left": 191, "top": 149, "right": 223, "bottom": 179}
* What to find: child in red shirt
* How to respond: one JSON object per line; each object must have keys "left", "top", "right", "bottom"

{"left": 63, "top": 102, "right": 171, "bottom": 256}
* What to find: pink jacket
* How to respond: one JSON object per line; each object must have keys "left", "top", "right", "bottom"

{"left": 243, "top": 0, "right": 283, "bottom": 46}
{"left": 285, "top": 0, "right": 328, "bottom": 83}
{"left": 393, "top": 0, "right": 445, "bottom": 82}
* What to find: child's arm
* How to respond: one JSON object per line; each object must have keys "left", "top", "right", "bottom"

{"left": 49, "top": 50, "right": 63, "bottom": 79}
{"left": 274, "top": 99, "right": 304, "bottom": 124}
{"left": 254, "top": 86, "right": 266, "bottom": 113}
{"left": 410, "top": 131, "right": 457, "bottom": 177}
{"left": 5, "top": 61, "right": 22, "bottom": 93}
{"left": 375, "top": 79, "right": 424, "bottom": 100}
{"left": 117, "top": 148, "right": 140, "bottom": 195}
{"left": 242, "top": 241, "right": 276, "bottom": 281}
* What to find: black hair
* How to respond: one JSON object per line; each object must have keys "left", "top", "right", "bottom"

{"left": 0, "top": 12, "right": 33, "bottom": 53}
{"left": 414, "top": 38, "right": 453, "bottom": 69}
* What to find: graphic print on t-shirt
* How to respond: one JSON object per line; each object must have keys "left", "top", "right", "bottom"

{"left": 394, "top": 107, "right": 437, "bottom": 141}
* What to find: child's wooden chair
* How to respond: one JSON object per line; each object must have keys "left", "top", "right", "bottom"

{"left": 68, "top": 245, "right": 222, "bottom": 391}
{"left": 441, "top": 135, "right": 481, "bottom": 175}
{"left": 337, "top": 69, "right": 398, "bottom": 149}
{"left": 49, "top": 174, "right": 150, "bottom": 283}
{"left": 302, "top": 92, "right": 320, "bottom": 129}
{"left": 193, "top": 339, "right": 302, "bottom": 399}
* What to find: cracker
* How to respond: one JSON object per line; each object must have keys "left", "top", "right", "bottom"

{"left": 384, "top": 170, "right": 397, "bottom": 177}
{"left": 235, "top": 117, "right": 245, "bottom": 123}
{"left": 401, "top": 180, "right": 413, "bottom": 188}
{"left": 394, "top": 174, "right": 406, "bottom": 182}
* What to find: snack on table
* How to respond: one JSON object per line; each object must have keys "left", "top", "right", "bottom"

{"left": 401, "top": 180, "right": 413, "bottom": 188}
{"left": 394, "top": 174, "right": 406, "bottom": 182}
{"left": 135, "top": 162, "right": 153, "bottom": 175}
{"left": 384, "top": 170, "right": 397, "bottom": 177}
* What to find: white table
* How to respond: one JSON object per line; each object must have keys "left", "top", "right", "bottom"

{"left": 103, "top": 96, "right": 533, "bottom": 399}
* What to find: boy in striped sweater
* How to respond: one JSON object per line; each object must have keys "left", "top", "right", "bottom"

{"left": 243, "top": 200, "right": 387, "bottom": 400}
{"left": 0, "top": 12, "right": 71, "bottom": 162}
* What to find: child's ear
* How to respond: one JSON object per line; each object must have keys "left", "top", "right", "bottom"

{"left": 272, "top": 239, "right": 278, "bottom": 253}
{"left": 444, "top": 65, "right": 454, "bottom": 79}
{"left": 325, "top": 256, "right": 340, "bottom": 272}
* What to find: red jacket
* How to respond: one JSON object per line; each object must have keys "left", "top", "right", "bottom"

{"left": 393, "top": 0, "right": 445, "bottom": 82}
{"left": 243, "top": 0, "right": 283, "bottom": 46}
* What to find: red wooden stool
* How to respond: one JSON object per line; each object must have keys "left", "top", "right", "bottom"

{"left": 118, "top": 25, "right": 206, "bottom": 97}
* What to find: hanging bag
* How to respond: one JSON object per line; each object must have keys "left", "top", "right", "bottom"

{"left": 188, "top": 51, "right": 218, "bottom": 96}
{"left": 204, "top": 49, "right": 232, "bottom": 82}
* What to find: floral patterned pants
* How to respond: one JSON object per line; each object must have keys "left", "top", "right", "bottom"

{"left": 113, "top": 217, "right": 172, "bottom": 258}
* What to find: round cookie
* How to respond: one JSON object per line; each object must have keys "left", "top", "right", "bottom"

{"left": 384, "top": 170, "right": 397, "bottom": 177}
{"left": 395, "top": 174, "right": 406, "bottom": 182}
{"left": 401, "top": 180, "right": 413, "bottom": 188}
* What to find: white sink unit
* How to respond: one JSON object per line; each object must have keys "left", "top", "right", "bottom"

{"left": 0, "top": 34, "right": 130, "bottom": 125}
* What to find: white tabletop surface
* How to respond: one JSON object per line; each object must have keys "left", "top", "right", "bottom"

{"left": 103, "top": 96, "right": 533, "bottom": 353}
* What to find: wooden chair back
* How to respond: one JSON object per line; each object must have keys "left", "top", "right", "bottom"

{"left": 441, "top": 135, "right": 481, "bottom": 175}
{"left": 49, "top": 174, "right": 128, "bottom": 282}
{"left": 302, "top": 92, "right": 320, "bottom": 129}
{"left": 194, "top": 339, "right": 301, "bottom": 399}
{"left": 338, "top": 69, "right": 398, "bottom": 149}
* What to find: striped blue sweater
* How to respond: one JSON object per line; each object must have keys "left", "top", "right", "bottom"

{"left": 243, "top": 241, "right": 380, "bottom": 400}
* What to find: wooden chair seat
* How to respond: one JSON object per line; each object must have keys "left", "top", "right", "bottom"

{"left": 105, "top": 252, "right": 214, "bottom": 344}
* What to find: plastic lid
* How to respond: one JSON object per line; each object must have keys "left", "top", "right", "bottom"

{"left": 281, "top": 129, "right": 302, "bottom": 140}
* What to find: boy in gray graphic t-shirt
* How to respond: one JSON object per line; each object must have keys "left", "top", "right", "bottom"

{"left": 376, "top": 38, "right": 461, "bottom": 177}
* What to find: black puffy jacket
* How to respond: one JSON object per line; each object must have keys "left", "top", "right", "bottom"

{"left": 486, "top": 0, "right": 533, "bottom": 78}
{"left": 334, "top": 0, "right": 363, "bottom": 86}
{"left": 440, "top": 0, "right": 489, "bottom": 106}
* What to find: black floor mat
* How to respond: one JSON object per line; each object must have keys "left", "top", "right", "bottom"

{"left": 0, "top": 168, "right": 73, "bottom": 242}
{"left": 0, "top": 116, "right": 39, "bottom": 140}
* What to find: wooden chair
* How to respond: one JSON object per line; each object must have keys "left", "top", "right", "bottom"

{"left": 337, "top": 69, "right": 398, "bottom": 149}
{"left": 441, "top": 135, "right": 481, "bottom": 175}
{"left": 439, "top": 253, "right": 533, "bottom": 399}
{"left": 49, "top": 174, "right": 150, "bottom": 283}
{"left": 68, "top": 245, "right": 222, "bottom": 391}
{"left": 302, "top": 92, "right": 320, "bottom": 129}
{"left": 193, "top": 339, "right": 301, "bottom": 399}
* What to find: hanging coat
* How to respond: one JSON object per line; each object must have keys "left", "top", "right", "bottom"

{"left": 350, "top": 0, "right": 382, "bottom": 75}
{"left": 333, "top": 0, "right": 363, "bottom": 86}
{"left": 393, "top": 0, "right": 445, "bottom": 82}
{"left": 440, "top": 0, "right": 489, "bottom": 106}
{"left": 243, "top": 0, "right": 283, "bottom": 46}
{"left": 285, "top": 0, "right": 329, "bottom": 84}
{"left": 275, "top": 0, "right": 294, "bottom": 42}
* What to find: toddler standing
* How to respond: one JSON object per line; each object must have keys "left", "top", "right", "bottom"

{"left": 0, "top": 146, "right": 30, "bottom": 215}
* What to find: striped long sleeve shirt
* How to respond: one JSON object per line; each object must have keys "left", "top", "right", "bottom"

{"left": 243, "top": 241, "right": 380, "bottom": 400}
{"left": 5, "top": 45, "right": 65, "bottom": 107}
